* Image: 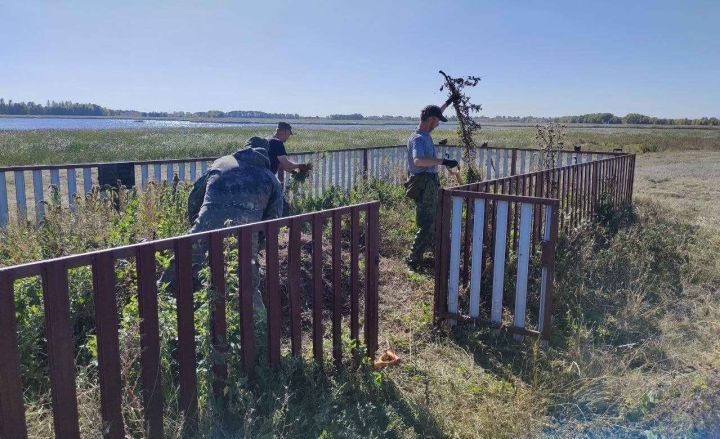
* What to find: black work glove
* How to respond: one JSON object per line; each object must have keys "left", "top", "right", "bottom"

{"left": 442, "top": 159, "right": 459, "bottom": 169}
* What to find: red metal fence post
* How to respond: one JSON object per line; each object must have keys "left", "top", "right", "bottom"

{"left": 136, "top": 245, "right": 164, "bottom": 439}
{"left": 92, "top": 253, "right": 126, "bottom": 439}
{"left": 238, "top": 228, "right": 256, "bottom": 374}
{"left": 461, "top": 197, "right": 473, "bottom": 288}
{"left": 591, "top": 162, "right": 599, "bottom": 217}
{"left": 266, "top": 223, "right": 282, "bottom": 367}
{"left": 0, "top": 272, "right": 28, "bottom": 439}
{"left": 312, "top": 215, "right": 324, "bottom": 363}
{"left": 540, "top": 203, "right": 560, "bottom": 341}
{"left": 288, "top": 218, "right": 303, "bottom": 357}
{"left": 434, "top": 190, "right": 452, "bottom": 325}
{"left": 175, "top": 237, "right": 198, "bottom": 434}
{"left": 42, "top": 262, "right": 81, "bottom": 438}
{"left": 629, "top": 155, "right": 636, "bottom": 203}
{"left": 208, "top": 232, "right": 228, "bottom": 400}
{"left": 332, "top": 210, "right": 343, "bottom": 366}
{"left": 350, "top": 209, "right": 361, "bottom": 342}
{"left": 364, "top": 202, "right": 380, "bottom": 359}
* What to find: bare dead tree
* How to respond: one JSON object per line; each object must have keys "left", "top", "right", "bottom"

{"left": 439, "top": 70, "right": 483, "bottom": 182}
{"left": 536, "top": 122, "right": 566, "bottom": 192}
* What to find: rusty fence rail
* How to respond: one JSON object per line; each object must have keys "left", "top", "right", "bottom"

{"left": 0, "top": 145, "right": 617, "bottom": 227}
{"left": 0, "top": 201, "right": 380, "bottom": 438}
{"left": 434, "top": 153, "right": 636, "bottom": 339}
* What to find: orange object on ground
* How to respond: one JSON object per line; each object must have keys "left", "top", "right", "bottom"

{"left": 373, "top": 350, "right": 400, "bottom": 369}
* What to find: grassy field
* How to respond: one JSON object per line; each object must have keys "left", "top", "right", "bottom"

{"left": 1, "top": 125, "right": 719, "bottom": 165}
{"left": 1, "top": 128, "right": 719, "bottom": 437}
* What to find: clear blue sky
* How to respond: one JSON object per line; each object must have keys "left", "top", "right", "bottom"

{"left": 1, "top": 0, "right": 718, "bottom": 118}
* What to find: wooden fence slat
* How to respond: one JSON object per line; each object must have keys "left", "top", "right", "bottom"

{"left": 14, "top": 171, "right": 27, "bottom": 221}
{"left": 238, "top": 228, "right": 256, "bottom": 373}
{"left": 42, "top": 262, "right": 81, "bottom": 438}
{"left": 266, "top": 223, "right": 282, "bottom": 366}
{"left": 190, "top": 162, "right": 197, "bottom": 182}
{"left": 166, "top": 163, "right": 173, "bottom": 182}
{"left": 288, "top": 218, "right": 303, "bottom": 356}
{"left": 337, "top": 150, "right": 343, "bottom": 186}
{"left": 518, "top": 150, "right": 525, "bottom": 174}
{"left": 503, "top": 149, "right": 509, "bottom": 177}
{"left": 49, "top": 168, "right": 61, "bottom": 189}
{"left": 312, "top": 214, "right": 324, "bottom": 363}
{"left": 92, "top": 253, "right": 125, "bottom": 439}
{"left": 0, "top": 172, "right": 8, "bottom": 227}
{"left": 67, "top": 168, "right": 78, "bottom": 212}
{"left": 447, "top": 197, "right": 464, "bottom": 318}
{"left": 365, "top": 203, "right": 380, "bottom": 358}
{"left": 178, "top": 162, "right": 185, "bottom": 181}
{"left": 313, "top": 153, "right": 320, "bottom": 196}
{"left": 332, "top": 211, "right": 343, "bottom": 365}
{"left": 175, "top": 237, "right": 198, "bottom": 433}
{"left": 136, "top": 245, "right": 164, "bottom": 439}
{"left": 32, "top": 170, "right": 44, "bottom": 222}
{"left": 0, "top": 272, "right": 28, "bottom": 439}
{"left": 201, "top": 161, "right": 208, "bottom": 175}
{"left": 513, "top": 203, "right": 533, "bottom": 331}
{"left": 341, "top": 150, "right": 347, "bottom": 191}
{"left": 83, "top": 167, "right": 93, "bottom": 194}
{"left": 154, "top": 164, "right": 162, "bottom": 183}
{"left": 141, "top": 164, "right": 149, "bottom": 189}
{"left": 468, "top": 199, "right": 486, "bottom": 318}
{"left": 490, "top": 201, "right": 509, "bottom": 324}
{"left": 478, "top": 149, "right": 485, "bottom": 178}
{"left": 208, "top": 232, "right": 228, "bottom": 399}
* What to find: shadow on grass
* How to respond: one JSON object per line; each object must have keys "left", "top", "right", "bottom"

{"left": 205, "top": 356, "right": 448, "bottom": 439}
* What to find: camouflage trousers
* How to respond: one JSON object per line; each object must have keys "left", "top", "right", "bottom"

{"left": 408, "top": 175, "right": 439, "bottom": 264}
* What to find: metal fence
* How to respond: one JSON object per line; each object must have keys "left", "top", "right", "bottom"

{"left": 0, "top": 201, "right": 380, "bottom": 438}
{"left": 0, "top": 145, "right": 615, "bottom": 227}
{"left": 434, "top": 153, "right": 636, "bottom": 339}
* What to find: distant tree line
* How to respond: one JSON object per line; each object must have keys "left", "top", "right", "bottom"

{"left": 481, "top": 112, "right": 720, "bottom": 126}
{"left": 0, "top": 98, "right": 717, "bottom": 125}
{"left": 329, "top": 113, "right": 364, "bottom": 120}
{"left": 0, "top": 98, "right": 300, "bottom": 119}
{"left": 0, "top": 99, "right": 108, "bottom": 116}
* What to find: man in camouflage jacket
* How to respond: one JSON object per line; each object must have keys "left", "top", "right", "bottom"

{"left": 160, "top": 137, "right": 283, "bottom": 312}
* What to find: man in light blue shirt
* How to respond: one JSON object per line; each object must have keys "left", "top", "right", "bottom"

{"left": 406, "top": 103, "right": 458, "bottom": 271}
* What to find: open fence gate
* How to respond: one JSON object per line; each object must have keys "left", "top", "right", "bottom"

{"left": 434, "top": 189, "right": 559, "bottom": 340}
{"left": 433, "top": 153, "right": 636, "bottom": 341}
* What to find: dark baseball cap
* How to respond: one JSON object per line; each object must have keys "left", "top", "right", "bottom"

{"left": 277, "top": 122, "right": 293, "bottom": 134}
{"left": 421, "top": 105, "right": 448, "bottom": 122}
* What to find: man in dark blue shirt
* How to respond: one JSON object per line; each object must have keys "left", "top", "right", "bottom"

{"left": 267, "top": 122, "right": 310, "bottom": 176}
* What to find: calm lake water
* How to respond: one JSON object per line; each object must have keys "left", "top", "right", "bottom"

{"left": 0, "top": 117, "right": 449, "bottom": 131}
